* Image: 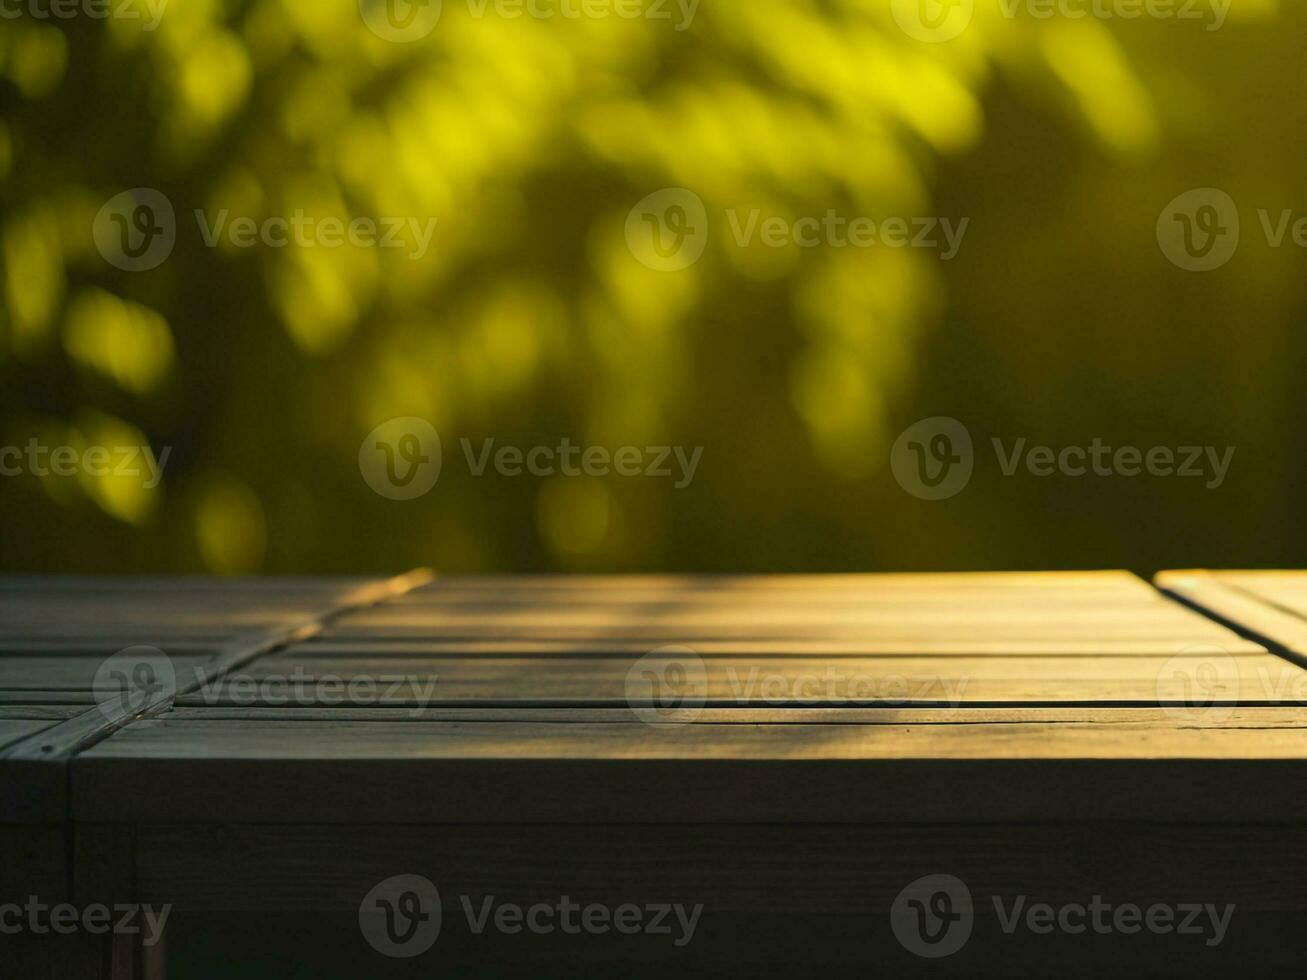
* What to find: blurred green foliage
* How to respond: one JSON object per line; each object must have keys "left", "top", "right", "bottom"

{"left": 1, "top": 0, "right": 1302, "bottom": 575}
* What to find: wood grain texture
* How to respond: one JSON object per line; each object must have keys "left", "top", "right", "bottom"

{"left": 325, "top": 573, "right": 1253, "bottom": 653}
{"left": 71, "top": 712, "right": 1307, "bottom": 824}
{"left": 0, "top": 572, "right": 431, "bottom": 827}
{"left": 12, "top": 571, "right": 1307, "bottom": 978}
{"left": 178, "top": 650, "right": 1302, "bottom": 706}
{"left": 1158, "top": 570, "right": 1307, "bottom": 660}
{"left": 60, "top": 571, "right": 1307, "bottom": 830}
{"left": 128, "top": 822, "right": 1307, "bottom": 912}
{"left": 153, "top": 705, "right": 1307, "bottom": 724}
{"left": 177, "top": 572, "right": 1287, "bottom": 708}
{"left": 4, "top": 570, "right": 1306, "bottom": 980}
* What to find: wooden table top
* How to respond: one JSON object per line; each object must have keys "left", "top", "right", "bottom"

{"left": 6, "top": 570, "right": 1307, "bottom": 825}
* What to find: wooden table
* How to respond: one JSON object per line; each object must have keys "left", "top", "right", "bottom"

{"left": 5, "top": 571, "right": 1307, "bottom": 977}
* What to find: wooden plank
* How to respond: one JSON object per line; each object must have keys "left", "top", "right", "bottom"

{"left": 78, "top": 715, "right": 1307, "bottom": 760}
{"left": 0, "top": 575, "right": 376, "bottom": 592}
{"left": 0, "top": 578, "right": 396, "bottom": 664}
{"left": 0, "top": 656, "right": 213, "bottom": 693}
{"left": 0, "top": 639, "right": 217, "bottom": 655}
{"left": 0, "top": 825, "right": 69, "bottom": 979}
{"left": 0, "top": 719, "right": 62, "bottom": 753}
{"left": 130, "top": 822, "right": 1307, "bottom": 912}
{"left": 0, "top": 572, "right": 433, "bottom": 828}
{"left": 0, "top": 692, "right": 120, "bottom": 706}
{"left": 1159, "top": 570, "right": 1307, "bottom": 616}
{"left": 129, "top": 821, "right": 1307, "bottom": 976}
{"left": 0, "top": 757, "right": 68, "bottom": 824}
{"left": 0, "top": 824, "right": 66, "bottom": 901}
{"left": 0, "top": 570, "right": 432, "bottom": 767}
{"left": 72, "top": 712, "right": 1307, "bottom": 824}
{"left": 394, "top": 570, "right": 1151, "bottom": 593}
{"left": 0, "top": 706, "right": 83, "bottom": 720}
{"left": 296, "top": 636, "right": 1269, "bottom": 655}
{"left": 320, "top": 577, "right": 1261, "bottom": 678}
{"left": 198, "top": 572, "right": 1283, "bottom": 707}
{"left": 320, "top": 618, "right": 1252, "bottom": 642}
{"left": 0, "top": 704, "right": 79, "bottom": 820}
{"left": 1158, "top": 570, "right": 1307, "bottom": 661}
{"left": 155, "top": 705, "right": 1307, "bottom": 725}
{"left": 0, "top": 703, "right": 86, "bottom": 764}
{"left": 177, "top": 650, "right": 1303, "bottom": 706}
{"left": 75, "top": 754, "right": 1307, "bottom": 824}
{"left": 19, "top": 569, "right": 1307, "bottom": 975}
